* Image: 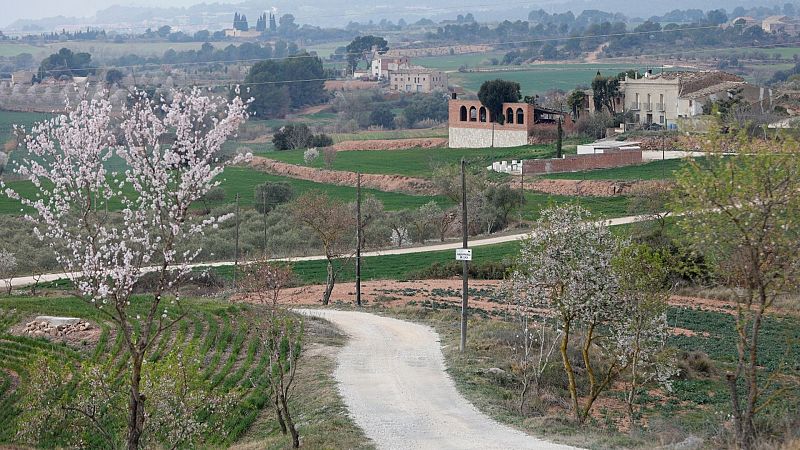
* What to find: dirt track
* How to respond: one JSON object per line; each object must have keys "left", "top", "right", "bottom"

{"left": 298, "top": 309, "right": 577, "bottom": 450}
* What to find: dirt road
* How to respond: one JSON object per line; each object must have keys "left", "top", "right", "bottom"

{"left": 298, "top": 309, "right": 578, "bottom": 450}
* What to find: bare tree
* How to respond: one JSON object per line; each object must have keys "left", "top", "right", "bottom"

{"left": 0, "top": 249, "right": 16, "bottom": 294}
{"left": 290, "top": 191, "right": 356, "bottom": 304}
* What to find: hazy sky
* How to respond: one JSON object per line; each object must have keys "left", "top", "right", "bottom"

{"left": 4, "top": 0, "right": 242, "bottom": 26}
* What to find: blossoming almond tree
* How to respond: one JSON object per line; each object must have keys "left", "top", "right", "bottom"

{"left": 1, "top": 88, "right": 250, "bottom": 450}
{"left": 508, "top": 204, "right": 626, "bottom": 424}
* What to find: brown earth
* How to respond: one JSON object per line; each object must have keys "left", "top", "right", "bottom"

{"left": 332, "top": 138, "right": 448, "bottom": 151}
{"left": 518, "top": 179, "right": 674, "bottom": 197}
{"left": 250, "top": 157, "right": 438, "bottom": 195}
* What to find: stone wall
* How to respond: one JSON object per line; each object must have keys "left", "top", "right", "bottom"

{"left": 523, "top": 149, "right": 642, "bottom": 175}
{"left": 449, "top": 127, "right": 528, "bottom": 148}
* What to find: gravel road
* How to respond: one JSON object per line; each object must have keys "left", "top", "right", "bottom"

{"left": 298, "top": 309, "right": 578, "bottom": 450}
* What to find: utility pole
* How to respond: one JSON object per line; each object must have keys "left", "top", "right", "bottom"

{"left": 263, "top": 196, "right": 268, "bottom": 258}
{"left": 460, "top": 158, "right": 469, "bottom": 353}
{"left": 356, "top": 172, "right": 362, "bottom": 307}
{"left": 234, "top": 193, "right": 240, "bottom": 289}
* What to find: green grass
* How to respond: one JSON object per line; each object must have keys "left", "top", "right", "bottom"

{"left": 450, "top": 63, "right": 649, "bottom": 94}
{"left": 0, "top": 166, "right": 450, "bottom": 214}
{"left": 257, "top": 144, "right": 565, "bottom": 178}
{"left": 0, "top": 295, "right": 370, "bottom": 448}
{"left": 219, "top": 167, "right": 450, "bottom": 210}
{"left": 0, "top": 43, "right": 47, "bottom": 58}
{"left": 415, "top": 52, "right": 507, "bottom": 71}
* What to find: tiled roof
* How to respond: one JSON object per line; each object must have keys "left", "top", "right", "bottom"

{"left": 646, "top": 71, "right": 745, "bottom": 96}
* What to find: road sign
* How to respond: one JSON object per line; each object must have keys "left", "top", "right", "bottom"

{"left": 455, "top": 248, "right": 472, "bottom": 261}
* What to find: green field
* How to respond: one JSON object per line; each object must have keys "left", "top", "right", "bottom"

{"left": 450, "top": 63, "right": 647, "bottom": 94}
{"left": 0, "top": 166, "right": 449, "bottom": 214}
{"left": 257, "top": 145, "right": 563, "bottom": 178}
{"left": 0, "top": 43, "right": 46, "bottom": 58}
{"left": 415, "top": 52, "right": 507, "bottom": 71}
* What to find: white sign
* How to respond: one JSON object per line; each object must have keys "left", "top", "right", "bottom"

{"left": 455, "top": 248, "right": 472, "bottom": 261}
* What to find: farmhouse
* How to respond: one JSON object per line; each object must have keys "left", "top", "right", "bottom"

{"left": 621, "top": 71, "right": 775, "bottom": 127}
{"left": 762, "top": 15, "right": 799, "bottom": 34}
{"left": 371, "top": 56, "right": 410, "bottom": 79}
{"left": 10, "top": 71, "right": 34, "bottom": 85}
{"left": 447, "top": 96, "right": 573, "bottom": 148}
{"left": 389, "top": 68, "right": 448, "bottom": 93}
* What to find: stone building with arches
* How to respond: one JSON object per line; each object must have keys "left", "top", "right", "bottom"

{"left": 447, "top": 96, "right": 573, "bottom": 148}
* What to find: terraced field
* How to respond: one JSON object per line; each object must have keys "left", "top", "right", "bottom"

{"left": 0, "top": 297, "right": 277, "bottom": 446}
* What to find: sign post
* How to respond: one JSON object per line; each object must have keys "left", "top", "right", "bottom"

{"left": 460, "top": 159, "right": 469, "bottom": 353}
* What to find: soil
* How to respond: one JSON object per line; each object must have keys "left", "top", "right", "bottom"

{"left": 517, "top": 178, "right": 673, "bottom": 197}
{"left": 332, "top": 138, "right": 448, "bottom": 151}
{"left": 250, "top": 157, "right": 438, "bottom": 195}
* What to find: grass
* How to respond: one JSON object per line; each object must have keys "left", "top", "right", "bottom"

{"left": 449, "top": 63, "right": 649, "bottom": 94}
{"left": 0, "top": 166, "right": 449, "bottom": 214}
{"left": 0, "top": 295, "right": 371, "bottom": 448}
{"left": 256, "top": 145, "right": 561, "bottom": 178}
{"left": 414, "top": 52, "right": 508, "bottom": 71}
{"left": 219, "top": 167, "right": 450, "bottom": 210}
{"left": 378, "top": 302, "right": 799, "bottom": 449}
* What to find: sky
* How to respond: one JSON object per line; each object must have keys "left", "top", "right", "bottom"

{"left": 3, "top": 0, "right": 241, "bottom": 27}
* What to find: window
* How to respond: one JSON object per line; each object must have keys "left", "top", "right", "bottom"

{"left": 459, "top": 105, "right": 467, "bottom": 121}
{"left": 469, "top": 106, "right": 477, "bottom": 121}
{"left": 659, "top": 115, "right": 665, "bottom": 124}
{"left": 516, "top": 108, "right": 524, "bottom": 125}
{"left": 505, "top": 107, "right": 514, "bottom": 124}
{"left": 479, "top": 107, "right": 487, "bottom": 122}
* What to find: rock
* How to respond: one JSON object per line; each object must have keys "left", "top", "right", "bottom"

{"left": 486, "top": 367, "right": 506, "bottom": 375}
{"left": 34, "top": 316, "right": 80, "bottom": 327}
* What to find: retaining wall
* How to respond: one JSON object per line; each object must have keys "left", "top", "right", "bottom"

{"left": 523, "top": 149, "right": 642, "bottom": 175}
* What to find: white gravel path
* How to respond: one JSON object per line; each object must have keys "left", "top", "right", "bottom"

{"left": 298, "top": 309, "right": 579, "bottom": 450}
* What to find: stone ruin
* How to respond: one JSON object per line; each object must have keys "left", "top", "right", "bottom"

{"left": 23, "top": 316, "right": 92, "bottom": 337}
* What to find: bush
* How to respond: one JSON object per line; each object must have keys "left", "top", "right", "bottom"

{"left": 272, "top": 124, "right": 332, "bottom": 150}
{"left": 406, "top": 260, "right": 510, "bottom": 280}
{"left": 369, "top": 106, "right": 396, "bottom": 129}
{"left": 575, "top": 111, "right": 614, "bottom": 139}
{"left": 403, "top": 94, "right": 448, "bottom": 127}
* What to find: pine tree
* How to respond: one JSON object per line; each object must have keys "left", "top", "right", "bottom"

{"left": 241, "top": 14, "right": 249, "bottom": 31}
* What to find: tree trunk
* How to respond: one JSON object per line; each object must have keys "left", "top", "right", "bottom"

{"left": 280, "top": 392, "right": 300, "bottom": 448}
{"left": 560, "top": 319, "right": 580, "bottom": 423}
{"left": 274, "top": 392, "right": 287, "bottom": 434}
{"left": 322, "top": 260, "right": 335, "bottom": 305}
{"left": 127, "top": 352, "right": 146, "bottom": 450}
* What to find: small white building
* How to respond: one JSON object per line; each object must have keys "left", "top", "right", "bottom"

{"left": 577, "top": 140, "right": 640, "bottom": 155}
{"left": 11, "top": 71, "right": 34, "bottom": 85}
{"left": 370, "top": 56, "right": 410, "bottom": 79}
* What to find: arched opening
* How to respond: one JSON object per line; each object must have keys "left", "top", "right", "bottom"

{"left": 459, "top": 105, "right": 467, "bottom": 121}
{"left": 505, "top": 107, "right": 514, "bottom": 124}
{"left": 469, "top": 106, "right": 477, "bottom": 122}
{"left": 479, "top": 107, "right": 487, "bottom": 122}
{"left": 516, "top": 108, "right": 524, "bottom": 125}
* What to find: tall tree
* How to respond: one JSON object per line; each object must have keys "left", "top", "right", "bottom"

{"left": 477, "top": 79, "right": 521, "bottom": 125}
{"left": 1, "top": 89, "right": 249, "bottom": 449}
{"left": 672, "top": 132, "right": 800, "bottom": 450}
{"left": 345, "top": 35, "right": 388, "bottom": 73}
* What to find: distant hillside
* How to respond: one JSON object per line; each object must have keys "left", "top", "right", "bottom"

{"left": 3, "top": 0, "right": 788, "bottom": 32}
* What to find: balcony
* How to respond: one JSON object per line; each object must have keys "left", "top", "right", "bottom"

{"left": 655, "top": 103, "right": 665, "bottom": 111}
{"left": 629, "top": 102, "right": 641, "bottom": 111}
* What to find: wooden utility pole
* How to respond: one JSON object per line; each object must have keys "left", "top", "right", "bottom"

{"left": 234, "top": 193, "right": 240, "bottom": 289}
{"left": 460, "top": 159, "right": 469, "bottom": 353}
{"left": 356, "top": 172, "right": 362, "bottom": 307}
